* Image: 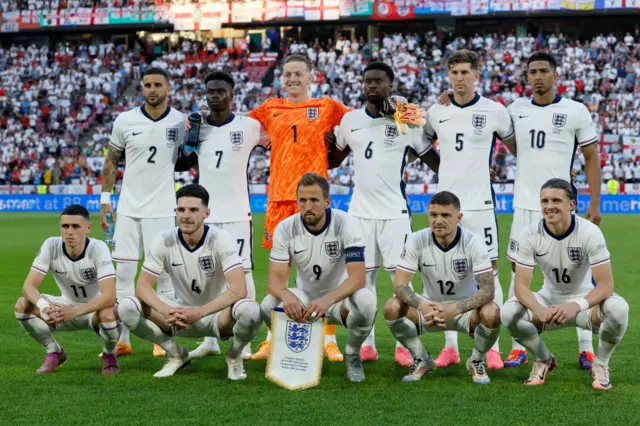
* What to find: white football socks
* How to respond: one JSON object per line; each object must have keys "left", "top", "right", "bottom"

{"left": 16, "top": 312, "right": 61, "bottom": 353}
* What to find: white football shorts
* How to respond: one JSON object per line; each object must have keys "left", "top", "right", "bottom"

{"left": 112, "top": 215, "right": 175, "bottom": 263}
{"left": 207, "top": 220, "right": 253, "bottom": 271}
{"left": 460, "top": 208, "right": 499, "bottom": 261}
{"left": 351, "top": 216, "right": 412, "bottom": 272}
{"left": 506, "top": 208, "right": 543, "bottom": 262}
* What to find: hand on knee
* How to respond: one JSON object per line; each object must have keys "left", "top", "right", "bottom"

{"left": 383, "top": 297, "right": 403, "bottom": 321}
{"left": 479, "top": 303, "right": 501, "bottom": 328}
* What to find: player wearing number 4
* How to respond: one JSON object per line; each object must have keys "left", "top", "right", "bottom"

{"left": 502, "top": 179, "right": 628, "bottom": 390}
{"left": 424, "top": 50, "right": 515, "bottom": 370}
{"left": 259, "top": 173, "right": 376, "bottom": 382}
{"left": 100, "top": 67, "right": 186, "bottom": 358}
{"left": 176, "top": 71, "right": 269, "bottom": 361}
{"left": 15, "top": 205, "right": 120, "bottom": 375}
{"left": 384, "top": 191, "right": 500, "bottom": 384}
{"left": 118, "top": 185, "right": 261, "bottom": 379}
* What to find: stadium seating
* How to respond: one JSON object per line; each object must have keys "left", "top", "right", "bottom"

{"left": 1, "top": 30, "right": 639, "bottom": 187}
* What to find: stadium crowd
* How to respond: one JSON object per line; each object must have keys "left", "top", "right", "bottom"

{"left": 2, "top": 29, "right": 640, "bottom": 188}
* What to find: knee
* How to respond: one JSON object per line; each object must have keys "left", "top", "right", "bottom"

{"left": 500, "top": 299, "right": 523, "bottom": 329}
{"left": 480, "top": 303, "right": 501, "bottom": 328}
{"left": 97, "top": 306, "right": 116, "bottom": 323}
{"left": 259, "top": 295, "right": 278, "bottom": 327}
{"left": 117, "top": 296, "right": 141, "bottom": 326}
{"left": 234, "top": 299, "right": 261, "bottom": 328}
{"left": 351, "top": 288, "right": 376, "bottom": 320}
{"left": 602, "top": 297, "right": 629, "bottom": 327}
{"left": 15, "top": 297, "right": 31, "bottom": 313}
{"left": 383, "top": 297, "right": 403, "bottom": 321}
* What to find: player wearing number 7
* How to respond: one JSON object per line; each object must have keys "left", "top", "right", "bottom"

{"left": 424, "top": 50, "right": 516, "bottom": 370}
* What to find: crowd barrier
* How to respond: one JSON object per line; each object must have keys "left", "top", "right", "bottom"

{"left": 2, "top": 194, "right": 640, "bottom": 214}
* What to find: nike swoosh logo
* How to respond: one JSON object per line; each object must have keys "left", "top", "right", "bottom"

{"left": 422, "top": 263, "right": 435, "bottom": 267}
{"left": 172, "top": 262, "right": 183, "bottom": 266}
{"left": 294, "top": 249, "right": 306, "bottom": 254}
{"left": 351, "top": 128, "right": 362, "bottom": 132}
{"left": 133, "top": 132, "right": 143, "bottom": 136}
{"left": 55, "top": 269, "right": 66, "bottom": 274}
{"left": 273, "top": 112, "right": 283, "bottom": 117}
{"left": 535, "top": 252, "right": 549, "bottom": 257}
{"left": 439, "top": 119, "right": 450, "bottom": 124}
{"left": 519, "top": 115, "right": 528, "bottom": 119}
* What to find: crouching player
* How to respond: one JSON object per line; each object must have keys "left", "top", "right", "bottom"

{"left": 384, "top": 191, "right": 500, "bottom": 384}
{"left": 118, "top": 184, "right": 261, "bottom": 379}
{"left": 259, "top": 173, "right": 376, "bottom": 382}
{"left": 15, "top": 205, "right": 120, "bottom": 375}
{"left": 502, "top": 178, "right": 628, "bottom": 390}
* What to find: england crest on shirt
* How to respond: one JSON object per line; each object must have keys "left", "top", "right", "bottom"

{"left": 552, "top": 113, "right": 567, "bottom": 128}
{"left": 307, "top": 107, "right": 319, "bottom": 120}
{"left": 166, "top": 127, "right": 179, "bottom": 145}
{"left": 472, "top": 114, "right": 486, "bottom": 129}
{"left": 230, "top": 131, "right": 243, "bottom": 150}
{"left": 325, "top": 241, "right": 340, "bottom": 260}
{"left": 452, "top": 258, "right": 468, "bottom": 275}
{"left": 81, "top": 268, "right": 97, "bottom": 281}
{"left": 286, "top": 321, "right": 311, "bottom": 353}
{"left": 385, "top": 125, "right": 399, "bottom": 139}
{"left": 198, "top": 255, "right": 215, "bottom": 276}
{"left": 567, "top": 247, "right": 583, "bottom": 264}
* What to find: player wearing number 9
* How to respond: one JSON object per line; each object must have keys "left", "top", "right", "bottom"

{"left": 119, "top": 184, "right": 261, "bottom": 380}
{"left": 99, "top": 67, "right": 187, "bottom": 358}
{"left": 385, "top": 191, "right": 500, "bottom": 385}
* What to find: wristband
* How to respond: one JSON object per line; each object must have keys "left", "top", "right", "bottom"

{"left": 576, "top": 298, "right": 590, "bottom": 312}
{"left": 36, "top": 297, "right": 50, "bottom": 312}
{"left": 100, "top": 192, "right": 111, "bottom": 205}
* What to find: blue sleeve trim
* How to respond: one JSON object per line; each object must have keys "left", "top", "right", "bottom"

{"left": 345, "top": 246, "right": 365, "bottom": 263}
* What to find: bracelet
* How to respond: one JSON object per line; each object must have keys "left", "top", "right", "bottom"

{"left": 100, "top": 192, "right": 111, "bottom": 205}
{"left": 36, "top": 297, "right": 50, "bottom": 311}
{"left": 576, "top": 298, "right": 590, "bottom": 312}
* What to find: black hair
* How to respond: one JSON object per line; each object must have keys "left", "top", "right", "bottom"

{"left": 143, "top": 67, "right": 170, "bottom": 82}
{"left": 364, "top": 61, "right": 395, "bottom": 82}
{"left": 429, "top": 191, "right": 461, "bottom": 211}
{"left": 297, "top": 172, "right": 330, "bottom": 199}
{"left": 176, "top": 184, "right": 210, "bottom": 206}
{"left": 204, "top": 71, "right": 235, "bottom": 89}
{"left": 541, "top": 178, "right": 574, "bottom": 201}
{"left": 527, "top": 51, "right": 557, "bottom": 70}
{"left": 60, "top": 204, "right": 90, "bottom": 220}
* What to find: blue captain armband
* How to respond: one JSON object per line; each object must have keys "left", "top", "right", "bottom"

{"left": 345, "top": 246, "right": 365, "bottom": 263}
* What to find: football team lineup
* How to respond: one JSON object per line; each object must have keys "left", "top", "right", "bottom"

{"left": 10, "top": 51, "right": 629, "bottom": 396}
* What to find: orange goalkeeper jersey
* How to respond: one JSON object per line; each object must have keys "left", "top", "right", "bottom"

{"left": 249, "top": 97, "right": 350, "bottom": 201}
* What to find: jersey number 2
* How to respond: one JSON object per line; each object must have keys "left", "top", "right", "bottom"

{"left": 147, "top": 146, "right": 157, "bottom": 164}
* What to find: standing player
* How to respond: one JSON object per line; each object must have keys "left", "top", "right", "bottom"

{"left": 15, "top": 205, "right": 120, "bottom": 375}
{"left": 118, "top": 185, "right": 261, "bottom": 379}
{"left": 504, "top": 52, "right": 603, "bottom": 369}
{"left": 332, "top": 62, "right": 439, "bottom": 366}
{"left": 384, "top": 191, "right": 499, "bottom": 384}
{"left": 502, "top": 179, "right": 628, "bottom": 390}
{"left": 259, "top": 173, "right": 376, "bottom": 382}
{"left": 100, "top": 67, "right": 185, "bottom": 357}
{"left": 424, "top": 50, "right": 515, "bottom": 370}
{"left": 182, "top": 71, "right": 268, "bottom": 360}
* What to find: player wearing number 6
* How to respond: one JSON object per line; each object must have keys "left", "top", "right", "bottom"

{"left": 424, "top": 50, "right": 515, "bottom": 370}
{"left": 118, "top": 185, "right": 261, "bottom": 379}
{"left": 501, "top": 179, "right": 627, "bottom": 390}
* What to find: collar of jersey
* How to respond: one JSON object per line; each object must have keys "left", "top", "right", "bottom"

{"left": 451, "top": 93, "right": 480, "bottom": 109}
{"left": 207, "top": 113, "right": 235, "bottom": 127}
{"left": 543, "top": 214, "right": 575, "bottom": 241}
{"left": 432, "top": 226, "right": 461, "bottom": 253}
{"left": 140, "top": 104, "right": 171, "bottom": 122}
{"left": 62, "top": 237, "right": 90, "bottom": 262}
{"left": 531, "top": 94, "right": 562, "bottom": 107}
{"left": 301, "top": 208, "right": 332, "bottom": 236}
{"left": 179, "top": 225, "right": 209, "bottom": 253}
{"left": 364, "top": 106, "right": 383, "bottom": 119}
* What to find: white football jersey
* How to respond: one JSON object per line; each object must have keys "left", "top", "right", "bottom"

{"left": 513, "top": 215, "right": 610, "bottom": 296}
{"left": 109, "top": 106, "right": 185, "bottom": 218}
{"left": 270, "top": 209, "right": 365, "bottom": 300}
{"left": 142, "top": 225, "right": 243, "bottom": 306}
{"left": 336, "top": 108, "right": 432, "bottom": 219}
{"left": 425, "top": 94, "right": 514, "bottom": 210}
{"left": 31, "top": 237, "right": 115, "bottom": 303}
{"left": 397, "top": 226, "right": 493, "bottom": 302}
{"left": 508, "top": 96, "right": 598, "bottom": 211}
{"left": 197, "top": 114, "right": 264, "bottom": 223}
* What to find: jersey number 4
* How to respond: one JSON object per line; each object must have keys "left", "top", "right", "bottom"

{"left": 191, "top": 279, "right": 202, "bottom": 294}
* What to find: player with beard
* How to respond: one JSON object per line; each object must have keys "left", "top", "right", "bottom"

{"left": 100, "top": 67, "right": 186, "bottom": 357}
{"left": 329, "top": 61, "right": 440, "bottom": 366}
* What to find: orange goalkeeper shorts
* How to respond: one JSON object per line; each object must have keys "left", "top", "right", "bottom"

{"left": 262, "top": 200, "right": 299, "bottom": 250}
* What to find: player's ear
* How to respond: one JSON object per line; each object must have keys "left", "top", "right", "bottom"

{"left": 325, "top": 196, "right": 331, "bottom": 209}
{"left": 457, "top": 212, "right": 463, "bottom": 223}
{"left": 205, "top": 207, "right": 211, "bottom": 219}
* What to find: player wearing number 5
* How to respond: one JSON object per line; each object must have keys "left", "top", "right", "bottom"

{"left": 424, "top": 50, "right": 515, "bottom": 370}
{"left": 99, "top": 67, "right": 186, "bottom": 357}
{"left": 118, "top": 185, "right": 261, "bottom": 379}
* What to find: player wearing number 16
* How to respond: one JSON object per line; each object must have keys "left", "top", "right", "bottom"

{"left": 99, "top": 67, "right": 186, "bottom": 357}
{"left": 118, "top": 185, "right": 261, "bottom": 379}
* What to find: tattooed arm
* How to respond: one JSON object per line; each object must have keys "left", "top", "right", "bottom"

{"left": 99, "top": 146, "right": 123, "bottom": 231}
{"left": 395, "top": 283, "right": 427, "bottom": 309}
{"left": 456, "top": 271, "right": 495, "bottom": 313}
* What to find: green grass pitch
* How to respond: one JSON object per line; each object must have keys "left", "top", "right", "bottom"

{"left": 0, "top": 213, "right": 638, "bottom": 425}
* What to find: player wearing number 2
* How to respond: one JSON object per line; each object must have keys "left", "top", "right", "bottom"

{"left": 100, "top": 67, "right": 186, "bottom": 357}
{"left": 503, "top": 52, "right": 602, "bottom": 369}
{"left": 424, "top": 50, "right": 515, "bottom": 370}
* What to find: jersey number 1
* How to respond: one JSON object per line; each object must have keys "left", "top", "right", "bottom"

{"left": 292, "top": 125, "right": 297, "bottom": 143}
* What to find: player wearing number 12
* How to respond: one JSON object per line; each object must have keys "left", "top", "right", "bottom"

{"left": 504, "top": 52, "right": 603, "bottom": 369}
{"left": 424, "top": 50, "right": 515, "bottom": 370}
